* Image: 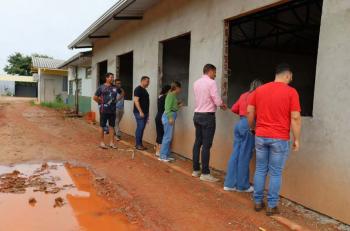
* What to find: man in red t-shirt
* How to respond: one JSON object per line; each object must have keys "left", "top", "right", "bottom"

{"left": 247, "top": 63, "right": 302, "bottom": 216}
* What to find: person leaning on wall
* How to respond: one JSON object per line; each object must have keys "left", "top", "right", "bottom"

{"left": 155, "top": 84, "right": 171, "bottom": 157}
{"left": 224, "top": 79, "right": 263, "bottom": 193}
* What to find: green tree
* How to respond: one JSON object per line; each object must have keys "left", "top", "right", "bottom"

{"left": 4, "top": 53, "right": 32, "bottom": 76}
{"left": 3, "top": 52, "right": 53, "bottom": 76}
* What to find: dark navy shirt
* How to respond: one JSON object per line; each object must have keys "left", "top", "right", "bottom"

{"left": 95, "top": 84, "right": 118, "bottom": 114}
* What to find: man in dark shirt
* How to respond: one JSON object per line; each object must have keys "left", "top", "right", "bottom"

{"left": 93, "top": 73, "right": 118, "bottom": 149}
{"left": 133, "top": 76, "right": 150, "bottom": 150}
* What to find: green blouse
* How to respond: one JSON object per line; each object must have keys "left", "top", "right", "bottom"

{"left": 164, "top": 92, "right": 179, "bottom": 119}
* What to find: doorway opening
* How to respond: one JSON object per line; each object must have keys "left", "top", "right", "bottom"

{"left": 97, "top": 60, "right": 108, "bottom": 86}
{"left": 160, "top": 33, "right": 191, "bottom": 105}
{"left": 117, "top": 52, "right": 133, "bottom": 100}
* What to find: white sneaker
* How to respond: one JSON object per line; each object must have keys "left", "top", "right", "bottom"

{"left": 167, "top": 157, "right": 175, "bottom": 161}
{"left": 236, "top": 185, "right": 254, "bottom": 193}
{"left": 158, "top": 158, "right": 170, "bottom": 162}
{"left": 200, "top": 174, "right": 219, "bottom": 182}
{"left": 223, "top": 186, "right": 236, "bottom": 191}
{"left": 155, "top": 151, "right": 160, "bottom": 157}
{"left": 192, "top": 171, "right": 201, "bottom": 177}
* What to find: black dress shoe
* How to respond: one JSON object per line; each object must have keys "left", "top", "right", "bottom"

{"left": 254, "top": 202, "right": 265, "bottom": 212}
{"left": 266, "top": 207, "right": 280, "bottom": 216}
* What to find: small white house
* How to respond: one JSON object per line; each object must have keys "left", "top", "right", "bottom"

{"left": 32, "top": 57, "right": 68, "bottom": 103}
{"left": 58, "top": 51, "right": 92, "bottom": 113}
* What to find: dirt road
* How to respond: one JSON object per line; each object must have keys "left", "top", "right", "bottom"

{"left": 0, "top": 97, "right": 344, "bottom": 231}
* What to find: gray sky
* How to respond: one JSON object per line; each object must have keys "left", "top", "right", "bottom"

{"left": 0, "top": 0, "right": 118, "bottom": 74}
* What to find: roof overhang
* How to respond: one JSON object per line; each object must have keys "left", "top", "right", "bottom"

{"left": 34, "top": 68, "right": 68, "bottom": 76}
{"left": 58, "top": 51, "right": 92, "bottom": 69}
{"left": 68, "top": 0, "right": 159, "bottom": 49}
{"left": 0, "top": 75, "right": 36, "bottom": 83}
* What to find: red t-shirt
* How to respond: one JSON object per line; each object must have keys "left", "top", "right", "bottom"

{"left": 231, "top": 91, "right": 252, "bottom": 116}
{"left": 248, "top": 82, "right": 301, "bottom": 140}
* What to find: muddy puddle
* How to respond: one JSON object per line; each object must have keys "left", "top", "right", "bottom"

{"left": 0, "top": 162, "right": 139, "bottom": 231}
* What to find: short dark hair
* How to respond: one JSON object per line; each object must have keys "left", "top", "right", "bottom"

{"left": 104, "top": 72, "right": 114, "bottom": 82}
{"left": 170, "top": 81, "right": 182, "bottom": 91}
{"left": 115, "top": 78, "right": 121, "bottom": 82}
{"left": 160, "top": 85, "right": 171, "bottom": 95}
{"left": 203, "top": 64, "right": 216, "bottom": 74}
{"left": 141, "top": 76, "right": 150, "bottom": 82}
{"left": 275, "top": 63, "right": 292, "bottom": 75}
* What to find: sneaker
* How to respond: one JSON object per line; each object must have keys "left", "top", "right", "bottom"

{"left": 99, "top": 143, "right": 108, "bottom": 149}
{"left": 254, "top": 202, "right": 265, "bottom": 212}
{"left": 192, "top": 171, "right": 201, "bottom": 177}
{"left": 223, "top": 186, "right": 236, "bottom": 191}
{"left": 236, "top": 185, "right": 254, "bottom": 193}
{"left": 135, "top": 145, "right": 146, "bottom": 151}
{"left": 167, "top": 157, "right": 175, "bottom": 161}
{"left": 155, "top": 151, "right": 160, "bottom": 157}
{"left": 266, "top": 207, "right": 280, "bottom": 216}
{"left": 158, "top": 158, "right": 170, "bottom": 162}
{"left": 115, "top": 136, "right": 121, "bottom": 141}
{"left": 200, "top": 174, "right": 219, "bottom": 182}
{"left": 109, "top": 143, "right": 117, "bottom": 149}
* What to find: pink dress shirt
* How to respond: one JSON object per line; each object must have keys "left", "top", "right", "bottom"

{"left": 194, "top": 75, "right": 223, "bottom": 113}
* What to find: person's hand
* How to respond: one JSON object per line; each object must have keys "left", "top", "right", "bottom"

{"left": 178, "top": 101, "right": 184, "bottom": 107}
{"left": 292, "top": 139, "right": 300, "bottom": 152}
{"left": 168, "top": 117, "right": 174, "bottom": 125}
{"left": 140, "top": 112, "right": 145, "bottom": 118}
{"left": 220, "top": 103, "right": 227, "bottom": 111}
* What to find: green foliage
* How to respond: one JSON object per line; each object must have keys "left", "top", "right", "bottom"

{"left": 3, "top": 52, "right": 53, "bottom": 76}
{"left": 40, "top": 100, "right": 70, "bottom": 110}
{"left": 4, "top": 53, "right": 32, "bottom": 76}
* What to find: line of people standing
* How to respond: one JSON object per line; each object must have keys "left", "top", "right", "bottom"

{"left": 94, "top": 63, "right": 302, "bottom": 215}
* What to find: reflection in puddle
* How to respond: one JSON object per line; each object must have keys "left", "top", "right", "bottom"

{"left": 0, "top": 163, "right": 138, "bottom": 231}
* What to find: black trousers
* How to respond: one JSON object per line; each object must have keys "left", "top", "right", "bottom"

{"left": 192, "top": 113, "right": 216, "bottom": 174}
{"left": 155, "top": 113, "right": 164, "bottom": 144}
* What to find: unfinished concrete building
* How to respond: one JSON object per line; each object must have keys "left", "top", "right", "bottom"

{"left": 68, "top": 0, "right": 350, "bottom": 224}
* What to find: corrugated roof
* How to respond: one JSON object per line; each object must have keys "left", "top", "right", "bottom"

{"left": 69, "top": 0, "right": 159, "bottom": 49}
{"left": 32, "top": 57, "right": 65, "bottom": 69}
{"left": 0, "top": 75, "right": 36, "bottom": 83}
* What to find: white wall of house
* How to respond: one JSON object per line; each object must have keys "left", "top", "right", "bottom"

{"left": 68, "top": 67, "right": 92, "bottom": 97}
{"left": 38, "top": 72, "right": 68, "bottom": 102}
{"left": 0, "top": 81, "right": 15, "bottom": 96}
{"left": 87, "top": 0, "right": 350, "bottom": 223}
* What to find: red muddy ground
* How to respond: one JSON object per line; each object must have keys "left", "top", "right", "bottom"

{"left": 0, "top": 97, "right": 344, "bottom": 231}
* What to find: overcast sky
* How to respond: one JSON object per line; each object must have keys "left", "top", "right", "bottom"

{"left": 0, "top": 0, "right": 118, "bottom": 74}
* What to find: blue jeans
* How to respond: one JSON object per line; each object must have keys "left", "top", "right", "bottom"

{"left": 224, "top": 117, "right": 255, "bottom": 190}
{"left": 134, "top": 112, "right": 149, "bottom": 147}
{"left": 160, "top": 112, "right": 177, "bottom": 159}
{"left": 253, "top": 137, "right": 290, "bottom": 208}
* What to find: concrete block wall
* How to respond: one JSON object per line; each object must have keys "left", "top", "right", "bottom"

{"left": 88, "top": 0, "right": 350, "bottom": 223}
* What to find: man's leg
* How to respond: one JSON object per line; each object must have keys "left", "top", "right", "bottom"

{"left": 134, "top": 113, "right": 143, "bottom": 147}
{"left": 114, "top": 109, "right": 121, "bottom": 137}
{"left": 253, "top": 137, "right": 269, "bottom": 204}
{"left": 224, "top": 123, "right": 242, "bottom": 189}
{"left": 109, "top": 113, "right": 116, "bottom": 147}
{"left": 139, "top": 114, "right": 148, "bottom": 147}
{"left": 236, "top": 119, "right": 255, "bottom": 190}
{"left": 99, "top": 113, "right": 108, "bottom": 149}
{"left": 267, "top": 139, "right": 290, "bottom": 208}
{"left": 201, "top": 114, "right": 216, "bottom": 174}
{"left": 192, "top": 114, "right": 202, "bottom": 172}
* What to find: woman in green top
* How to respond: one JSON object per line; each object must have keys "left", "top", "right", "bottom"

{"left": 158, "top": 81, "right": 182, "bottom": 162}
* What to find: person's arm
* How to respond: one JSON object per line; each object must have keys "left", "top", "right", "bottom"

{"left": 134, "top": 96, "right": 144, "bottom": 117}
{"left": 247, "top": 105, "right": 256, "bottom": 130}
{"left": 165, "top": 94, "right": 177, "bottom": 125}
{"left": 210, "top": 81, "right": 227, "bottom": 110}
{"left": 231, "top": 99, "right": 240, "bottom": 115}
{"left": 117, "top": 89, "right": 125, "bottom": 101}
{"left": 291, "top": 111, "right": 301, "bottom": 152}
{"left": 93, "top": 87, "right": 101, "bottom": 103}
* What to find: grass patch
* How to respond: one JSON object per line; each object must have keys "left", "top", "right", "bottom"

{"left": 40, "top": 101, "right": 70, "bottom": 110}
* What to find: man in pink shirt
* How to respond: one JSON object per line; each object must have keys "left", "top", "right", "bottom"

{"left": 192, "top": 64, "right": 227, "bottom": 182}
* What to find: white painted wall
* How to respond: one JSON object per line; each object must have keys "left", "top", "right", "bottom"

{"left": 38, "top": 73, "right": 68, "bottom": 102}
{"left": 87, "top": 0, "right": 350, "bottom": 223}
{"left": 68, "top": 67, "right": 92, "bottom": 97}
